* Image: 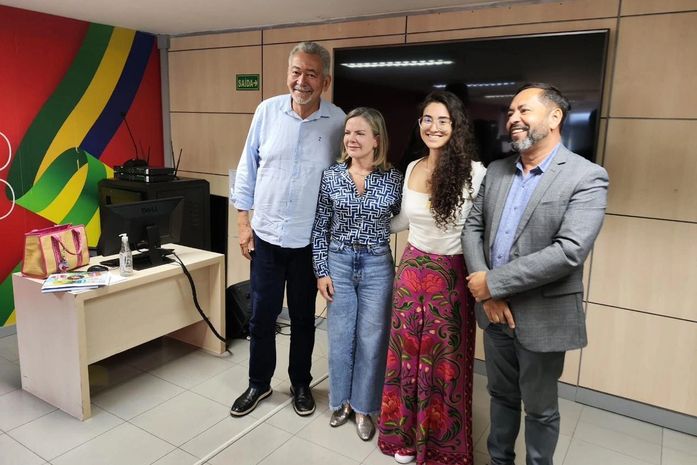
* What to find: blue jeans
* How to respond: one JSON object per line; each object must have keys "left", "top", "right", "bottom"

{"left": 326, "top": 241, "right": 394, "bottom": 414}
{"left": 248, "top": 233, "right": 317, "bottom": 390}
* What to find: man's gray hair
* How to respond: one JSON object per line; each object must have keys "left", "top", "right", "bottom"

{"left": 288, "top": 42, "right": 331, "bottom": 76}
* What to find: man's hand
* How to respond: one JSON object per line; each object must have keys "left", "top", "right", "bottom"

{"left": 466, "top": 271, "right": 492, "bottom": 302}
{"left": 317, "top": 276, "right": 334, "bottom": 302}
{"left": 237, "top": 211, "right": 254, "bottom": 260}
{"left": 483, "top": 299, "right": 515, "bottom": 329}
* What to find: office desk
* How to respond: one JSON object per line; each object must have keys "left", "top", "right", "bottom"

{"left": 12, "top": 244, "right": 225, "bottom": 420}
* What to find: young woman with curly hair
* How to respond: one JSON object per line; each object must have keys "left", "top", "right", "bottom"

{"left": 377, "top": 91, "right": 486, "bottom": 465}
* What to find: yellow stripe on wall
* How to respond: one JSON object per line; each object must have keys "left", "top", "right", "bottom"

{"left": 36, "top": 28, "right": 136, "bottom": 181}
{"left": 37, "top": 162, "right": 89, "bottom": 222}
{"left": 84, "top": 208, "right": 102, "bottom": 248}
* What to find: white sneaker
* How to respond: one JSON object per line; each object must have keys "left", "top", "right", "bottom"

{"left": 394, "top": 451, "right": 416, "bottom": 464}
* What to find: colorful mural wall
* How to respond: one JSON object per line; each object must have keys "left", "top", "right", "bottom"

{"left": 0, "top": 5, "right": 164, "bottom": 327}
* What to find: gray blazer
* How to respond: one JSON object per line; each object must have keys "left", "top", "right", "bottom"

{"left": 461, "top": 145, "right": 609, "bottom": 352}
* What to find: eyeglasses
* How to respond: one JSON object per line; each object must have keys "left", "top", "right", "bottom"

{"left": 418, "top": 116, "right": 452, "bottom": 129}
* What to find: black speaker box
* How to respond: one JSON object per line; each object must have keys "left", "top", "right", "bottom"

{"left": 226, "top": 280, "right": 251, "bottom": 339}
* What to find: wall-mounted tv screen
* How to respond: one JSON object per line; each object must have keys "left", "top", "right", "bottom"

{"left": 333, "top": 30, "right": 608, "bottom": 168}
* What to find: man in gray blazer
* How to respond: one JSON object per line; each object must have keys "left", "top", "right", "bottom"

{"left": 461, "top": 83, "right": 608, "bottom": 465}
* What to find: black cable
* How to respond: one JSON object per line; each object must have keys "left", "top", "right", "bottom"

{"left": 171, "top": 252, "right": 227, "bottom": 344}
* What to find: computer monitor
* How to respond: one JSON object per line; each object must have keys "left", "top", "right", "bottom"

{"left": 97, "top": 196, "right": 184, "bottom": 270}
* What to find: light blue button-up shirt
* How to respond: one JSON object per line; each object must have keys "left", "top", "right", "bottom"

{"left": 232, "top": 94, "right": 345, "bottom": 248}
{"left": 491, "top": 144, "right": 560, "bottom": 268}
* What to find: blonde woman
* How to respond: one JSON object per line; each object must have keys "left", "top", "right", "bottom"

{"left": 312, "top": 107, "right": 403, "bottom": 441}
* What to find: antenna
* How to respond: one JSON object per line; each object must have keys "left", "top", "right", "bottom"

{"left": 174, "top": 148, "right": 183, "bottom": 177}
{"left": 120, "top": 111, "right": 147, "bottom": 167}
{"left": 120, "top": 112, "right": 139, "bottom": 160}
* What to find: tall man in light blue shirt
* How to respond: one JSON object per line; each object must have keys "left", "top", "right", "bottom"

{"left": 462, "top": 83, "right": 608, "bottom": 465}
{"left": 230, "top": 42, "right": 345, "bottom": 417}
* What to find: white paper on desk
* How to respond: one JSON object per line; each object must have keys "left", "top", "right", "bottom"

{"left": 109, "top": 275, "right": 128, "bottom": 284}
{"left": 68, "top": 288, "right": 98, "bottom": 294}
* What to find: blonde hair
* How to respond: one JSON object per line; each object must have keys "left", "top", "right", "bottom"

{"left": 338, "top": 107, "right": 391, "bottom": 171}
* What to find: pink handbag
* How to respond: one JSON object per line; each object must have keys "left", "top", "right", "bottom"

{"left": 22, "top": 224, "right": 90, "bottom": 278}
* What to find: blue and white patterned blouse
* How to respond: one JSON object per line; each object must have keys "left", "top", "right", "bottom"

{"left": 312, "top": 162, "right": 403, "bottom": 277}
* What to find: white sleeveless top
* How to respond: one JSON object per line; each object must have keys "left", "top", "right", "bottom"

{"left": 391, "top": 158, "right": 486, "bottom": 255}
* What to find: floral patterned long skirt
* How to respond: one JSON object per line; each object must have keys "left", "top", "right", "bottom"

{"left": 378, "top": 243, "right": 476, "bottom": 465}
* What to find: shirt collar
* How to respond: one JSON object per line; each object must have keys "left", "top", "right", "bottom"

{"left": 515, "top": 143, "right": 561, "bottom": 175}
{"left": 283, "top": 95, "right": 329, "bottom": 121}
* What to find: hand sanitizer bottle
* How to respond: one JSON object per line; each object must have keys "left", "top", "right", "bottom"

{"left": 119, "top": 233, "right": 133, "bottom": 276}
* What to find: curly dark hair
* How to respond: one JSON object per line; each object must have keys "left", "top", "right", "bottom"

{"left": 418, "top": 91, "right": 478, "bottom": 229}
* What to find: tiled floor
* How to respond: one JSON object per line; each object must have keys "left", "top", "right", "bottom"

{"left": 0, "top": 322, "right": 695, "bottom": 465}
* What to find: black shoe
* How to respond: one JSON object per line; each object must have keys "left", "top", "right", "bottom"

{"left": 230, "top": 386, "right": 272, "bottom": 417}
{"left": 290, "top": 385, "right": 315, "bottom": 416}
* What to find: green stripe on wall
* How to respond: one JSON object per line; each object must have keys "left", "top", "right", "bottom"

{"left": 0, "top": 264, "right": 21, "bottom": 327}
{"left": 62, "top": 151, "right": 108, "bottom": 225}
{"left": 7, "top": 23, "right": 113, "bottom": 198}
{"left": 15, "top": 148, "right": 88, "bottom": 212}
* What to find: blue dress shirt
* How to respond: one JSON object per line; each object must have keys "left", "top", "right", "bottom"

{"left": 232, "top": 94, "right": 345, "bottom": 248}
{"left": 491, "top": 144, "right": 560, "bottom": 268}
{"left": 311, "top": 163, "right": 403, "bottom": 277}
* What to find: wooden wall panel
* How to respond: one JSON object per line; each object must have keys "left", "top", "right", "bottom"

{"left": 261, "top": 43, "right": 295, "bottom": 99}
{"left": 560, "top": 349, "right": 580, "bottom": 385}
{"left": 170, "top": 113, "right": 253, "bottom": 176}
{"left": 227, "top": 237, "right": 250, "bottom": 286}
{"left": 580, "top": 304, "right": 697, "bottom": 416}
{"left": 262, "top": 35, "right": 405, "bottom": 100}
{"left": 604, "top": 119, "right": 697, "bottom": 222}
{"left": 589, "top": 215, "right": 697, "bottom": 321}
{"left": 610, "top": 12, "right": 697, "bottom": 118}
{"left": 621, "top": 0, "right": 697, "bottom": 16}
{"left": 169, "top": 46, "right": 261, "bottom": 113}
{"left": 263, "top": 17, "right": 405, "bottom": 44}
{"left": 175, "top": 171, "right": 229, "bottom": 198}
{"left": 394, "top": 230, "right": 408, "bottom": 264}
{"left": 475, "top": 326, "right": 484, "bottom": 360}
{"left": 407, "top": 0, "right": 618, "bottom": 33}
{"left": 595, "top": 117, "right": 608, "bottom": 166}
{"left": 170, "top": 30, "right": 261, "bottom": 51}
{"left": 406, "top": 18, "right": 617, "bottom": 118}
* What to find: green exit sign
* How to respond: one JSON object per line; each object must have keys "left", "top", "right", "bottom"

{"left": 236, "top": 74, "right": 259, "bottom": 91}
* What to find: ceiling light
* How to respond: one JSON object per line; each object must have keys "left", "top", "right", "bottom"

{"left": 483, "top": 94, "right": 515, "bottom": 99}
{"left": 341, "top": 59, "right": 454, "bottom": 69}
{"left": 467, "top": 81, "right": 516, "bottom": 88}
